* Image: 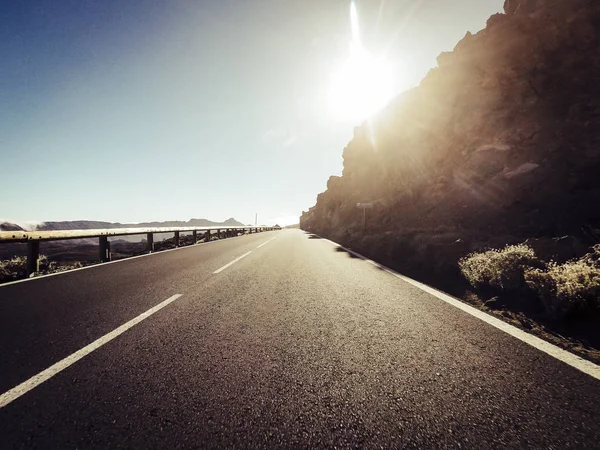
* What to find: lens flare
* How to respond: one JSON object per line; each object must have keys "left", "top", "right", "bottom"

{"left": 328, "top": 1, "right": 395, "bottom": 122}
{"left": 350, "top": 1, "right": 360, "bottom": 43}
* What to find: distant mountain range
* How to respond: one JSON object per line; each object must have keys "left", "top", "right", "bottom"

{"left": 0, "top": 218, "right": 249, "bottom": 261}
{"left": 0, "top": 218, "right": 247, "bottom": 248}
{"left": 0, "top": 217, "right": 245, "bottom": 233}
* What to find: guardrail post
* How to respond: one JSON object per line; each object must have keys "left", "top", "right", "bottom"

{"left": 216, "top": 229, "right": 221, "bottom": 239}
{"left": 205, "top": 230, "right": 211, "bottom": 242}
{"left": 99, "top": 236, "right": 111, "bottom": 262}
{"left": 147, "top": 233, "right": 154, "bottom": 253}
{"left": 192, "top": 230, "right": 197, "bottom": 243}
{"left": 26, "top": 241, "right": 40, "bottom": 276}
{"left": 174, "top": 231, "right": 180, "bottom": 247}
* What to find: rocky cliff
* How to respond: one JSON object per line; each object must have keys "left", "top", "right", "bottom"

{"left": 301, "top": 0, "right": 600, "bottom": 279}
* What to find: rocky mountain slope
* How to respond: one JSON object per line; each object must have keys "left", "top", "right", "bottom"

{"left": 301, "top": 0, "right": 600, "bottom": 276}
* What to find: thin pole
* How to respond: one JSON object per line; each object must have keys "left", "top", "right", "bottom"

{"left": 363, "top": 207, "right": 366, "bottom": 231}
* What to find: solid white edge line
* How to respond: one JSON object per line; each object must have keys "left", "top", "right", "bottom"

{"left": 318, "top": 235, "right": 600, "bottom": 381}
{"left": 0, "top": 294, "right": 183, "bottom": 409}
{"left": 1, "top": 231, "right": 279, "bottom": 289}
{"left": 257, "top": 236, "right": 278, "bottom": 249}
{"left": 213, "top": 251, "right": 253, "bottom": 274}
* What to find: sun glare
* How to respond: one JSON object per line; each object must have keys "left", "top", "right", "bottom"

{"left": 328, "top": 1, "right": 395, "bottom": 122}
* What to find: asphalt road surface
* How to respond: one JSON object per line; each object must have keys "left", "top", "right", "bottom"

{"left": 1, "top": 229, "right": 599, "bottom": 449}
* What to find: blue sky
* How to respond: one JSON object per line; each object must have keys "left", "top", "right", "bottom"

{"left": 0, "top": 0, "right": 502, "bottom": 226}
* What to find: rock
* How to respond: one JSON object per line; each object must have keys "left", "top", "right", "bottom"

{"left": 503, "top": 163, "right": 540, "bottom": 179}
{"left": 476, "top": 144, "right": 511, "bottom": 153}
{"left": 454, "top": 31, "right": 474, "bottom": 53}
{"left": 436, "top": 52, "right": 453, "bottom": 67}
{"left": 484, "top": 297, "right": 501, "bottom": 307}
{"left": 0, "top": 222, "right": 25, "bottom": 232}
{"left": 301, "top": 0, "right": 600, "bottom": 263}
{"left": 487, "top": 13, "right": 507, "bottom": 29}
{"left": 327, "top": 176, "right": 342, "bottom": 190}
{"left": 504, "top": 0, "right": 519, "bottom": 16}
{"left": 507, "top": 0, "right": 544, "bottom": 15}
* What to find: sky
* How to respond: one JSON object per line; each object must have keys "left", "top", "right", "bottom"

{"left": 0, "top": 0, "right": 503, "bottom": 226}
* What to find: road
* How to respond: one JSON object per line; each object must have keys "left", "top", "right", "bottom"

{"left": 0, "top": 229, "right": 599, "bottom": 448}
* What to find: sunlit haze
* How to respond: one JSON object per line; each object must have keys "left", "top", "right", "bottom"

{"left": 328, "top": 1, "right": 395, "bottom": 122}
{"left": 0, "top": 0, "right": 503, "bottom": 226}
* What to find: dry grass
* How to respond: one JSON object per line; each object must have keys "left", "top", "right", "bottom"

{"left": 525, "top": 246, "right": 600, "bottom": 318}
{"left": 458, "top": 244, "right": 544, "bottom": 291}
{"left": 460, "top": 244, "right": 600, "bottom": 319}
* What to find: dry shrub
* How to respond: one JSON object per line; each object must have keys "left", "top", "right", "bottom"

{"left": 460, "top": 243, "right": 600, "bottom": 319}
{"left": 0, "top": 255, "right": 84, "bottom": 283}
{"left": 582, "top": 244, "right": 600, "bottom": 268}
{"left": 39, "top": 256, "right": 83, "bottom": 274}
{"left": 459, "top": 244, "right": 544, "bottom": 291}
{"left": 0, "top": 256, "right": 28, "bottom": 282}
{"left": 526, "top": 247, "right": 600, "bottom": 318}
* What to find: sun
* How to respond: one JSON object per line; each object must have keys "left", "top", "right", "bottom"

{"left": 328, "top": 45, "right": 394, "bottom": 122}
{"left": 327, "top": 2, "right": 395, "bottom": 122}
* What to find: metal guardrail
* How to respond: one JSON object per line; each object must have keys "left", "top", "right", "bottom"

{"left": 0, "top": 225, "right": 279, "bottom": 276}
